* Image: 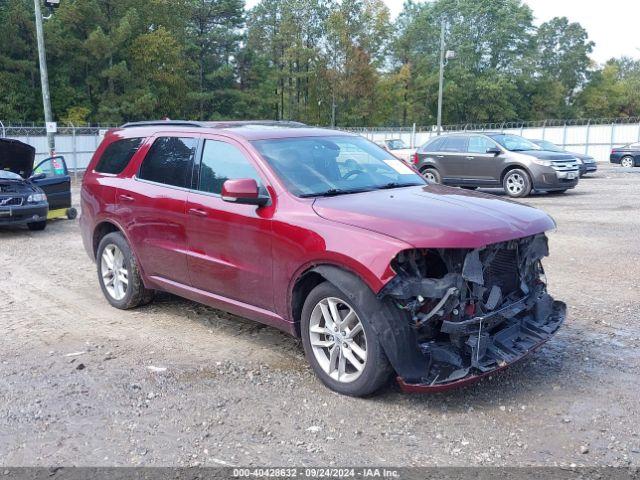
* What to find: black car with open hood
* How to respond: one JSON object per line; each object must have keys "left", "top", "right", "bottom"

{"left": 0, "top": 138, "right": 72, "bottom": 230}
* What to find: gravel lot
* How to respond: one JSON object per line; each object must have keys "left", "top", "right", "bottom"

{"left": 1, "top": 164, "right": 639, "bottom": 468}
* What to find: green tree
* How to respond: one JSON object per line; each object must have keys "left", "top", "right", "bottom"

{"left": 186, "top": 0, "right": 245, "bottom": 119}
{"left": 0, "top": 0, "right": 41, "bottom": 121}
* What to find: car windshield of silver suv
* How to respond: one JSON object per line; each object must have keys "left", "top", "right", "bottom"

{"left": 490, "top": 134, "right": 542, "bottom": 152}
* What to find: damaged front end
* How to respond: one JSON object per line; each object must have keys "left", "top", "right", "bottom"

{"left": 379, "top": 233, "right": 565, "bottom": 392}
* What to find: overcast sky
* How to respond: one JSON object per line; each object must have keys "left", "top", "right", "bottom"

{"left": 245, "top": 0, "right": 640, "bottom": 65}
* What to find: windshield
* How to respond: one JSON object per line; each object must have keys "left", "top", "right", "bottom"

{"left": 0, "top": 170, "right": 24, "bottom": 181}
{"left": 489, "top": 134, "right": 541, "bottom": 152}
{"left": 252, "top": 135, "right": 425, "bottom": 197}
{"left": 534, "top": 140, "right": 564, "bottom": 152}
{"left": 386, "top": 139, "right": 407, "bottom": 150}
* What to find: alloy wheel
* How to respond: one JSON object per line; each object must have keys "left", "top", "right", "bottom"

{"left": 100, "top": 244, "right": 129, "bottom": 301}
{"left": 423, "top": 171, "right": 438, "bottom": 182}
{"left": 621, "top": 157, "right": 634, "bottom": 168}
{"left": 308, "top": 297, "right": 368, "bottom": 383}
{"left": 506, "top": 172, "right": 525, "bottom": 195}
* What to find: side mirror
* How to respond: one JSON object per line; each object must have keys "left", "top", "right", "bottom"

{"left": 221, "top": 179, "right": 269, "bottom": 207}
{"left": 486, "top": 147, "right": 501, "bottom": 156}
{"left": 29, "top": 173, "right": 46, "bottom": 181}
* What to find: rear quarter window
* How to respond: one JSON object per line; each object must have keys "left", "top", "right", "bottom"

{"left": 95, "top": 138, "right": 143, "bottom": 174}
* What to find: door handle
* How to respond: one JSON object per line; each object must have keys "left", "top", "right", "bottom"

{"left": 119, "top": 194, "right": 134, "bottom": 202}
{"left": 466, "top": 156, "right": 475, "bottom": 160}
{"left": 188, "top": 208, "right": 208, "bottom": 217}
{"left": 436, "top": 155, "right": 444, "bottom": 158}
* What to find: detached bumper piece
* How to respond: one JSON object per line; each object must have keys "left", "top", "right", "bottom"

{"left": 398, "top": 299, "right": 565, "bottom": 392}
{"left": 379, "top": 233, "right": 567, "bottom": 393}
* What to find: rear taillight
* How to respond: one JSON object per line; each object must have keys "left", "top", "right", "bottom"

{"left": 412, "top": 152, "right": 419, "bottom": 165}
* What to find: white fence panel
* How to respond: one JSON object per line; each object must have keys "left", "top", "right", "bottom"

{"left": 2, "top": 119, "right": 640, "bottom": 170}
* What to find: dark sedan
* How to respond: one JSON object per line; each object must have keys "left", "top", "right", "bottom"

{"left": 531, "top": 139, "right": 597, "bottom": 177}
{"left": 1, "top": 139, "right": 49, "bottom": 230}
{"left": 610, "top": 143, "right": 640, "bottom": 168}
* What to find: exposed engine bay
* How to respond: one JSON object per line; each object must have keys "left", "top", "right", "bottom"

{"left": 379, "top": 233, "right": 565, "bottom": 389}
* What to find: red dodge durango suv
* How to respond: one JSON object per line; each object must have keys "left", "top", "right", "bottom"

{"left": 80, "top": 120, "right": 566, "bottom": 396}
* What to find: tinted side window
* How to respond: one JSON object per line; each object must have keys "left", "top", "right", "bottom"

{"left": 468, "top": 136, "right": 496, "bottom": 154}
{"left": 138, "top": 137, "right": 197, "bottom": 188}
{"left": 95, "top": 138, "right": 143, "bottom": 174}
{"left": 442, "top": 136, "right": 468, "bottom": 152}
{"left": 198, "top": 140, "right": 263, "bottom": 195}
{"left": 423, "top": 137, "right": 445, "bottom": 152}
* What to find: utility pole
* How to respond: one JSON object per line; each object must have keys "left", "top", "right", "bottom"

{"left": 34, "top": 0, "right": 55, "bottom": 156}
{"left": 436, "top": 22, "right": 446, "bottom": 136}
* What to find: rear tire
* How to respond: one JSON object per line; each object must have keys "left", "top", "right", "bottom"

{"left": 502, "top": 169, "right": 532, "bottom": 198}
{"left": 301, "top": 281, "right": 392, "bottom": 397}
{"left": 621, "top": 156, "right": 635, "bottom": 168}
{"left": 97, "top": 232, "right": 154, "bottom": 309}
{"left": 27, "top": 221, "right": 47, "bottom": 231}
{"left": 421, "top": 167, "right": 441, "bottom": 184}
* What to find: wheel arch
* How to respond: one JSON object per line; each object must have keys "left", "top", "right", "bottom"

{"left": 290, "top": 264, "right": 373, "bottom": 338}
{"left": 500, "top": 163, "right": 533, "bottom": 183}
{"left": 92, "top": 220, "right": 123, "bottom": 258}
{"left": 419, "top": 162, "right": 439, "bottom": 173}
{"left": 93, "top": 219, "right": 150, "bottom": 289}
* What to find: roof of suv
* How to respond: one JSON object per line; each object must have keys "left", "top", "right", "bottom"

{"left": 117, "top": 120, "right": 353, "bottom": 141}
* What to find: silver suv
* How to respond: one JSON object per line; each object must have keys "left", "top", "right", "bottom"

{"left": 413, "top": 133, "right": 580, "bottom": 197}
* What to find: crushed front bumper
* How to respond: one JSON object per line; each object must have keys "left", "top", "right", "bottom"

{"left": 397, "top": 299, "right": 566, "bottom": 393}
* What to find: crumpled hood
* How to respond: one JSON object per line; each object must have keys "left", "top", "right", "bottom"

{"left": 312, "top": 185, "right": 555, "bottom": 249}
{"left": 0, "top": 139, "right": 35, "bottom": 178}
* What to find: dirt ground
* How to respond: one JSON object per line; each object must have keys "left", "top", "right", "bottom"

{"left": 1, "top": 164, "right": 639, "bottom": 468}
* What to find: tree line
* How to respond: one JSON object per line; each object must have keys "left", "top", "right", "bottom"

{"left": 1, "top": 0, "right": 639, "bottom": 126}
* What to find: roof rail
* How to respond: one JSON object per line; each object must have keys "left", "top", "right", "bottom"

{"left": 204, "top": 120, "right": 307, "bottom": 128}
{"left": 120, "top": 120, "right": 308, "bottom": 129}
{"left": 120, "top": 120, "right": 206, "bottom": 128}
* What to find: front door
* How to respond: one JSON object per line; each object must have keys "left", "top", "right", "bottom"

{"left": 186, "top": 137, "right": 274, "bottom": 310}
{"left": 465, "top": 136, "right": 503, "bottom": 185}
{"left": 33, "top": 156, "right": 71, "bottom": 210}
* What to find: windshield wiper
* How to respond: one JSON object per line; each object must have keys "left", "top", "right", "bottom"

{"left": 300, "top": 187, "right": 372, "bottom": 198}
{"left": 376, "top": 182, "right": 422, "bottom": 190}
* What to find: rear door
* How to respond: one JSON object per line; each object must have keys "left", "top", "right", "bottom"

{"left": 186, "top": 136, "right": 274, "bottom": 310}
{"left": 32, "top": 156, "right": 71, "bottom": 210}
{"left": 465, "top": 135, "right": 503, "bottom": 185}
{"left": 119, "top": 135, "right": 198, "bottom": 286}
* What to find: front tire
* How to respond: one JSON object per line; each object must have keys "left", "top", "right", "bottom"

{"left": 97, "top": 232, "right": 154, "bottom": 309}
{"left": 621, "top": 156, "right": 635, "bottom": 168}
{"left": 421, "top": 167, "right": 441, "bottom": 184}
{"left": 301, "top": 282, "right": 391, "bottom": 396}
{"left": 503, "top": 169, "right": 532, "bottom": 198}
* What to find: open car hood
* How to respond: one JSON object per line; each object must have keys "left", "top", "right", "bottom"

{"left": 312, "top": 184, "right": 555, "bottom": 249}
{"left": 0, "top": 138, "right": 35, "bottom": 179}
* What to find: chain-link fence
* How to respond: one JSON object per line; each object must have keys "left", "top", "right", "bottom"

{"left": 0, "top": 122, "right": 116, "bottom": 177}
{"left": 2, "top": 117, "right": 640, "bottom": 170}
